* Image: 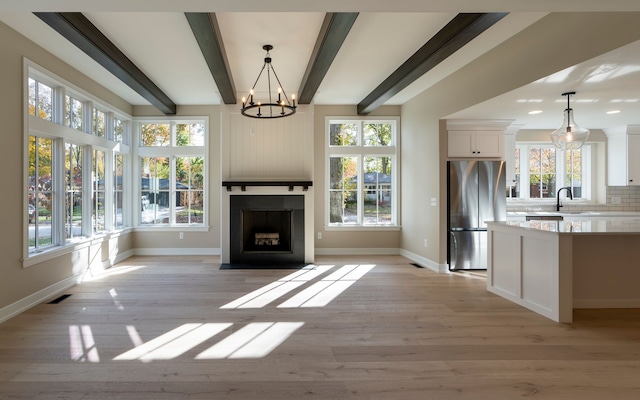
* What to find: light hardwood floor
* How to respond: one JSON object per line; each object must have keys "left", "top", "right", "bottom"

{"left": 1, "top": 255, "right": 639, "bottom": 399}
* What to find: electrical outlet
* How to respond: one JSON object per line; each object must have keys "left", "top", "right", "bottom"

{"left": 612, "top": 196, "right": 622, "bottom": 204}
{"left": 179, "top": 232, "right": 184, "bottom": 239}
{"left": 424, "top": 239, "right": 428, "bottom": 248}
{"left": 430, "top": 198, "right": 437, "bottom": 206}
{"left": 317, "top": 232, "right": 322, "bottom": 240}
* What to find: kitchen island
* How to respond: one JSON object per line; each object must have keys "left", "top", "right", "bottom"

{"left": 486, "top": 219, "right": 640, "bottom": 322}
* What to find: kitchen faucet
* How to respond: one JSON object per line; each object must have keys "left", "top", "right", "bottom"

{"left": 556, "top": 186, "right": 573, "bottom": 211}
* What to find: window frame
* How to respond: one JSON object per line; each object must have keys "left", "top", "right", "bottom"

{"left": 24, "top": 59, "right": 132, "bottom": 266}
{"left": 510, "top": 142, "right": 593, "bottom": 202}
{"left": 134, "top": 118, "right": 209, "bottom": 229}
{"left": 325, "top": 117, "right": 400, "bottom": 229}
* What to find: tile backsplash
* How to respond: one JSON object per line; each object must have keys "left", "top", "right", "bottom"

{"left": 507, "top": 186, "right": 640, "bottom": 212}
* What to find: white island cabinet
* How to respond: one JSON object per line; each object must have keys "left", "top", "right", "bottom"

{"left": 486, "top": 220, "right": 640, "bottom": 323}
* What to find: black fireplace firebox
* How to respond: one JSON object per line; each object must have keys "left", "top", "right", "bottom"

{"left": 230, "top": 195, "right": 304, "bottom": 265}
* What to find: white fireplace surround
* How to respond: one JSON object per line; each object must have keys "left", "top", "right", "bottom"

{"left": 221, "top": 185, "right": 314, "bottom": 264}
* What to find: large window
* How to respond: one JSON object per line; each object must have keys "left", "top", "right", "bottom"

{"left": 25, "top": 63, "right": 131, "bottom": 260}
{"left": 510, "top": 144, "right": 590, "bottom": 200}
{"left": 326, "top": 118, "right": 398, "bottom": 226}
{"left": 137, "top": 121, "right": 207, "bottom": 226}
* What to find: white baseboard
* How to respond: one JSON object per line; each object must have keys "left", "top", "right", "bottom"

{"left": 0, "top": 274, "right": 80, "bottom": 324}
{"left": 573, "top": 299, "right": 640, "bottom": 308}
{"left": 134, "top": 248, "right": 221, "bottom": 256}
{"left": 398, "top": 249, "right": 448, "bottom": 273}
{"left": 314, "top": 247, "right": 400, "bottom": 256}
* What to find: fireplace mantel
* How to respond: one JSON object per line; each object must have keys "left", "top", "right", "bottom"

{"left": 222, "top": 180, "right": 313, "bottom": 192}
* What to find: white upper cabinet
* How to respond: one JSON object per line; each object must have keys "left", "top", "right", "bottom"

{"left": 607, "top": 126, "right": 640, "bottom": 186}
{"left": 446, "top": 119, "right": 514, "bottom": 159}
{"left": 447, "top": 130, "right": 503, "bottom": 157}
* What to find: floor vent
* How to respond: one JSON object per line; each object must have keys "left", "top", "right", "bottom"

{"left": 48, "top": 294, "right": 72, "bottom": 304}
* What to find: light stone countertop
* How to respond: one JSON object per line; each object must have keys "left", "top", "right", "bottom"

{"left": 488, "top": 219, "right": 640, "bottom": 234}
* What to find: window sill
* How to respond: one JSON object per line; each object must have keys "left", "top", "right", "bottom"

{"left": 325, "top": 225, "right": 401, "bottom": 232}
{"left": 23, "top": 228, "right": 132, "bottom": 268}
{"left": 134, "top": 225, "right": 210, "bottom": 232}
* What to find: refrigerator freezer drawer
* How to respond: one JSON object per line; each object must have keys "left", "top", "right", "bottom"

{"left": 448, "top": 230, "right": 488, "bottom": 270}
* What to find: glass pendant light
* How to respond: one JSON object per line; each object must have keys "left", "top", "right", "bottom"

{"left": 550, "top": 91, "right": 590, "bottom": 150}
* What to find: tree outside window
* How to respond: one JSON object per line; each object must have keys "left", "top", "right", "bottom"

{"left": 327, "top": 119, "right": 398, "bottom": 226}
{"left": 138, "top": 120, "right": 207, "bottom": 226}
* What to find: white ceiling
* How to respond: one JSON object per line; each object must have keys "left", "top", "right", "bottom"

{"left": 2, "top": 1, "right": 640, "bottom": 132}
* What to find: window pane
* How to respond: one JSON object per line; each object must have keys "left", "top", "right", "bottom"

{"left": 176, "top": 123, "right": 205, "bottom": 147}
{"left": 363, "top": 123, "right": 392, "bottom": 146}
{"left": 28, "top": 136, "right": 54, "bottom": 251}
{"left": 566, "top": 149, "right": 582, "bottom": 198}
{"left": 94, "top": 109, "right": 106, "bottom": 137}
{"left": 541, "top": 148, "right": 556, "bottom": 198}
{"left": 510, "top": 147, "right": 520, "bottom": 198}
{"left": 37, "top": 81, "right": 53, "bottom": 121}
{"left": 29, "top": 79, "right": 53, "bottom": 121}
{"left": 65, "top": 95, "right": 83, "bottom": 131}
{"left": 141, "top": 157, "right": 170, "bottom": 224}
{"left": 28, "top": 78, "right": 36, "bottom": 117}
{"left": 114, "top": 154, "right": 124, "bottom": 228}
{"left": 141, "top": 123, "right": 170, "bottom": 147}
{"left": 65, "top": 143, "right": 83, "bottom": 239}
{"left": 329, "top": 156, "right": 358, "bottom": 224}
{"left": 363, "top": 156, "right": 392, "bottom": 225}
{"left": 176, "top": 157, "right": 204, "bottom": 224}
{"left": 93, "top": 150, "right": 106, "bottom": 233}
{"left": 528, "top": 147, "right": 556, "bottom": 198}
{"left": 114, "top": 118, "right": 124, "bottom": 144}
{"left": 329, "top": 123, "right": 358, "bottom": 146}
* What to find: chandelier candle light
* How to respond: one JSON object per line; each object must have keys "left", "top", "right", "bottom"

{"left": 241, "top": 45, "right": 296, "bottom": 118}
{"left": 550, "top": 91, "right": 590, "bottom": 150}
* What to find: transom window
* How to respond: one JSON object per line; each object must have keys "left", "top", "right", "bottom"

{"left": 326, "top": 118, "right": 399, "bottom": 227}
{"left": 510, "top": 144, "right": 590, "bottom": 200}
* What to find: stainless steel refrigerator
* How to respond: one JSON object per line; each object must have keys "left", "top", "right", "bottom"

{"left": 447, "top": 160, "right": 506, "bottom": 271}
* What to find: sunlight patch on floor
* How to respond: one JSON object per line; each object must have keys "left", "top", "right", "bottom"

{"left": 69, "top": 325, "right": 100, "bottom": 363}
{"left": 113, "top": 323, "right": 232, "bottom": 361}
{"left": 220, "top": 265, "right": 335, "bottom": 309}
{"left": 278, "top": 264, "right": 375, "bottom": 308}
{"left": 195, "top": 322, "right": 304, "bottom": 359}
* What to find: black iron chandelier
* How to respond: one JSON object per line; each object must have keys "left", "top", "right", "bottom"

{"left": 241, "top": 45, "right": 296, "bottom": 119}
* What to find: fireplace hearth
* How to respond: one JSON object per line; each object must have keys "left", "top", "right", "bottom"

{"left": 229, "top": 195, "right": 304, "bottom": 265}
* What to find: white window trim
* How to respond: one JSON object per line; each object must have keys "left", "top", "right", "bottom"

{"left": 133, "top": 117, "right": 209, "bottom": 229}
{"left": 510, "top": 142, "right": 594, "bottom": 203}
{"left": 324, "top": 116, "right": 400, "bottom": 228}
{"left": 23, "top": 59, "right": 132, "bottom": 266}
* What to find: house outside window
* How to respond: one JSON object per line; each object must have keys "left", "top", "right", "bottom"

{"left": 136, "top": 120, "right": 207, "bottom": 227}
{"left": 326, "top": 118, "right": 399, "bottom": 227}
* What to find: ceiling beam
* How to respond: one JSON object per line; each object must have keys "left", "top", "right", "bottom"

{"left": 34, "top": 12, "right": 177, "bottom": 115}
{"left": 357, "top": 12, "right": 508, "bottom": 115}
{"left": 297, "top": 12, "right": 359, "bottom": 104}
{"left": 185, "top": 12, "right": 236, "bottom": 104}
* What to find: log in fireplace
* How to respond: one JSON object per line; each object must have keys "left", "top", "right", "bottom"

{"left": 229, "top": 195, "right": 305, "bottom": 265}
